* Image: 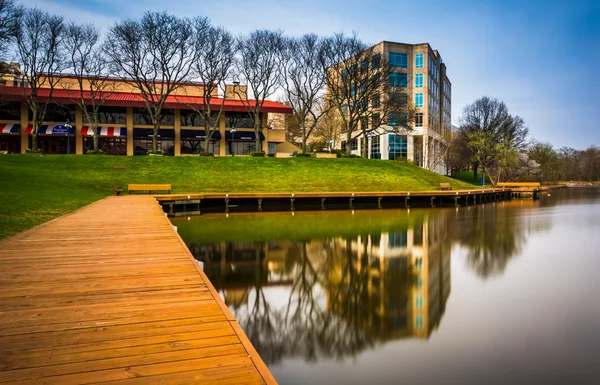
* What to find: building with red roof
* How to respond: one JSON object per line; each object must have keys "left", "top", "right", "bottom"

{"left": 0, "top": 70, "right": 295, "bottom": 156}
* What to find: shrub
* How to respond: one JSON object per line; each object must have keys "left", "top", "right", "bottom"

{"left": 394, "top": 156, "right": 408, "bottom": 162}
{"left": 250, "top": 151, "right": 266, "bottom": 157}
{"left": 296, "top": 152, "right": 313, "bottom": 157}
{"left": 25, "top": 148, "right": 43, "bottom": 154}
{"left": 197, "top": 152, "right": 214, "bottom": 157}
{"left": 267, "top": 153, "right": 275, "bottom": 157}
{"left": 331, "top": 149, "right": 346, "bottom": 158}
{"left": 85, "top": 149, "right": 105, "bottom": 155}
{"left": 147, "top": 149, "right": 164, "bottom": 155}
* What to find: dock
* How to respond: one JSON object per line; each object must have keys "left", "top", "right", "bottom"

{"left": 154, "top": 188, "right": 514, "bottom": 216}
{"left": 0, "top": 196, "right": 276, "bottom": 384}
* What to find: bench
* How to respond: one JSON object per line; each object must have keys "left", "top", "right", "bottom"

{"left": 112, "top": 185, "right": 123, "bottom": 196}
{"left": 440, "top": 183, "right": 451, "bottom": 190}
{"left": 128, "top": 184, "right": 171, "bottom": 194}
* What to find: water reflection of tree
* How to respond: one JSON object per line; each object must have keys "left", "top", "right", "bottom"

{"left": 450, "top": 203, "right": 550, "bottom": 279}
{"left": 231, "top": 240, "right": 376, "bottom": 364}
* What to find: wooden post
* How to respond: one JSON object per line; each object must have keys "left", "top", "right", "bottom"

{"left": 225, "top": 194, "right": 229, "bottom": 213}
{"left": 321, "top": 197, "right": 326, "bottom": 210}
{"left": 290, "top": 194, "right": 295, "bottom": 211}
{"left": 349, "top": 193, "right": 354, "bottom": 209}
{"left": 378, "top": 197, "right": 382, "bottom": 209}
{"left": 258, "top": 198, "right": 262, "bottom": 212}
{"left": 431, "top": 196, "right": 435, "bottom": 207}
{"left": 405, "top": 197, "right": 410, "bottom": 208}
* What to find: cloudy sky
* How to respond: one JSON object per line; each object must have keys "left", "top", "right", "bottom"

{"left": 20, "top": 0, "right": 600, "bottom": 149}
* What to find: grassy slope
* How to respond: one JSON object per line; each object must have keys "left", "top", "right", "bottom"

{"left": 0, "top": 155, "right": 475, "bottom": 239}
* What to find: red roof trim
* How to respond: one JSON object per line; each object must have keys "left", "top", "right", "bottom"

{"left": 0, "top": 86, "right": 293, "bottom": 114}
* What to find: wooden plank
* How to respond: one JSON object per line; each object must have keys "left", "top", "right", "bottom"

{"left": 0, "top": 196, "right": 275, "bottom": 384}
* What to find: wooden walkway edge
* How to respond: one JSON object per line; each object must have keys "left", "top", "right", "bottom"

{"left": 0, "top": 196, "right": 276, "bottom": 384}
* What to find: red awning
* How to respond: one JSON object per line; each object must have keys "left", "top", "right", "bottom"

{"left": 0, "top": 86, "right": 293, "bottom": 114}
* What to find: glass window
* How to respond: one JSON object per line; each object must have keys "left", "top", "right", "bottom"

{"left": 0, "top": 102, "right": 21, "bottom": 120}
{"left": 416, "top": 315, "right": 423, "bottom": 329}
{"left": 351, "top": 138, "right": 358, "bottom": 150}
{"left": 416, "top": 296, "right": 423, "bottom": 308}
{"left": 415, "top": 53, "right": 424, "bottom": 68}
{"left": 85, "top": 105, "right": 127, "bottom": 124}
{"left": 388, "top": 112, "right": 407, "bottom": 127}
{"left": 415, "top": 93, "right": 423, "bottom": 108}
{"left": 388, "top": 134, "right": 407, "bottom": 160}
{"left": 388, "top": 231, "right": 408, "bottom": 247}
{"left": 341, "top": 140, "right": 346, "bottom": 151}
{"left": 360, "top": 59, "right": 368, "bottom": 72}
{"left": 372, "top": 53, "right": 381, "bottom": 69}
{"left": 372, "top": 112, "right": 380, "bottom": 127}
{"left": 180, "top": 110, "right": 216, "bottom": 127}
{"left": 389, "top": 72, "right": 408, "bottom": 88}
{"left": 132, "top": 108, "right": 174, "bottom": 126}
{"left": 372, "top": 93, "right": 380, "bottom": 108}
{"left": 370, "top": 135, "right": 380, "bottom": 159}
{"left": 389, "top": 52, "right": 408, "bottom": 68}
{"left": 415, "top": 73, "right": 423, "bottom": 88}
{"left": 415, "top": 112, "right": 423, "bottom": 127}
{"left": 225, "top": 112, "right": 254, "bottom": 128}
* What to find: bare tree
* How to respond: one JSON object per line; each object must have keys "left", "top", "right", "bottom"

{"left": 0, "top": 0, "right": 16, "bottom": 61}
{"left": 187, "top": 20, "right": 234, "bottom": 155}
{"left": 313, "top": 97, "right": 343, "bottom": 151}
{"left": 64, "top": 22, "right": 115, "bottom": 152}
{"left": 282, "top": 34, "right": 327, "bottom": 153}
{"left": 104, "top": 11, "right": 196, "bottom": 152}
{"left": 321, "top": 33, "right": 415, "bottom": 157}
{"left": 458, "top": 97, "right": 529, "bottom": 185}
{"left": 13, "top": 7, "right": 65, "bottom": 151}
{"left": 235, "top": 29, "right": 286, "bottom": 153}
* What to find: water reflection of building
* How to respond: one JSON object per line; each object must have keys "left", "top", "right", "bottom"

{"left": 326, "top": 214, "right": 451, "bottom": 341}
{"left": 186, "top": 240, "right": 298, "bottom": 308}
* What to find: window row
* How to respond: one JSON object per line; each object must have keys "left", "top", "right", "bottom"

{"left": 0, "top": 103, "right": 260, "bottom": 128}
{"left": 429, "top": 77, "right": 439, "bottom": 98}
{"left": 428, "top": 56, "right": 439, "bottom": 82}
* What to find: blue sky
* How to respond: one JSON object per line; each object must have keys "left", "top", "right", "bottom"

{"left": 21, "top": 0, "right": 600, "bottom": 149}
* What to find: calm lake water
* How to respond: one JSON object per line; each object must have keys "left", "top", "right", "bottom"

{"left": 174, "top": 187, "right": 600, "bottom": 385}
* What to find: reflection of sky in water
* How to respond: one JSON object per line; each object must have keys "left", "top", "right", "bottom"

{"left": 176, "top": 188, "right": 600, "bottom": 385}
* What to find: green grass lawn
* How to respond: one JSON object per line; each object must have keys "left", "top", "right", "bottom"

{"left": 0, "top": 154, "right": 475, "bottom": 239}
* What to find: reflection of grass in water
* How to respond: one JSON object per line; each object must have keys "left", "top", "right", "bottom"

{"left": 174, "top": 209, "right": 445, "bottom": 244}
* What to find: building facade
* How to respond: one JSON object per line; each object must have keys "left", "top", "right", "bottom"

{"left": 0, "top": 72, "right": 293, "bottom": 156}
{"left": 339, "top": 41, "right": 452, "bottom": 174}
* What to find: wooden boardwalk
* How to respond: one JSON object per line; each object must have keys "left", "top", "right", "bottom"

{"left": 0, "top": 196, "right": 276, "bottom": 384}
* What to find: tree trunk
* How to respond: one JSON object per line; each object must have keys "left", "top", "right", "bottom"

{"left": 205, "top": 136, "right": 210, "bottom": 155}
{"left": 93, "top": 134, "right": 99, "bottom": 152}
{"left": 346, "top": 131, "right": 352, "bottom": 157}
{"left": 152, "top": 122, "right": 159, "bottom": 152}
{"left": 362, "top": 132, "right": 367, "bottom": 158}
{"left": 31, "top": 110, "right": 39, "bottom": 151}
{"left": 31, "top": 132, "right": 38, "bottom": 151}
{"left": 302, "top": 124, "right": 307, "bottom": 153}
{"left": 472, "top": 162, "right": 479, "bottom": 182}
{"left": 255, "top": 113, "right": 261, "bottom": 154}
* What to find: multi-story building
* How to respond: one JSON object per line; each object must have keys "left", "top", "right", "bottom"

{"left": 0, "top": 68, "right": 293, "bottom": 156}
{"left": 339, "top": 41, "right": 452, "bottom": 174}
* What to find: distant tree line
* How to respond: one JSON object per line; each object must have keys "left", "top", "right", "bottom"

{"left": 0, "top": 0, "right": 413, "bottom": 155}
{"left": 445, "top": 96, "right": 599, "bottom": 184}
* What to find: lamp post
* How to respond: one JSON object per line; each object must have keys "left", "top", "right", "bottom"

{"left": 230, "top": 126, "right": 236, "bottom": 157}
{"left": 65, "top": 119, "right": 72, "bottom": 155}
{"left": 230, "top": 80, "right": 240, "bottom": 157}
